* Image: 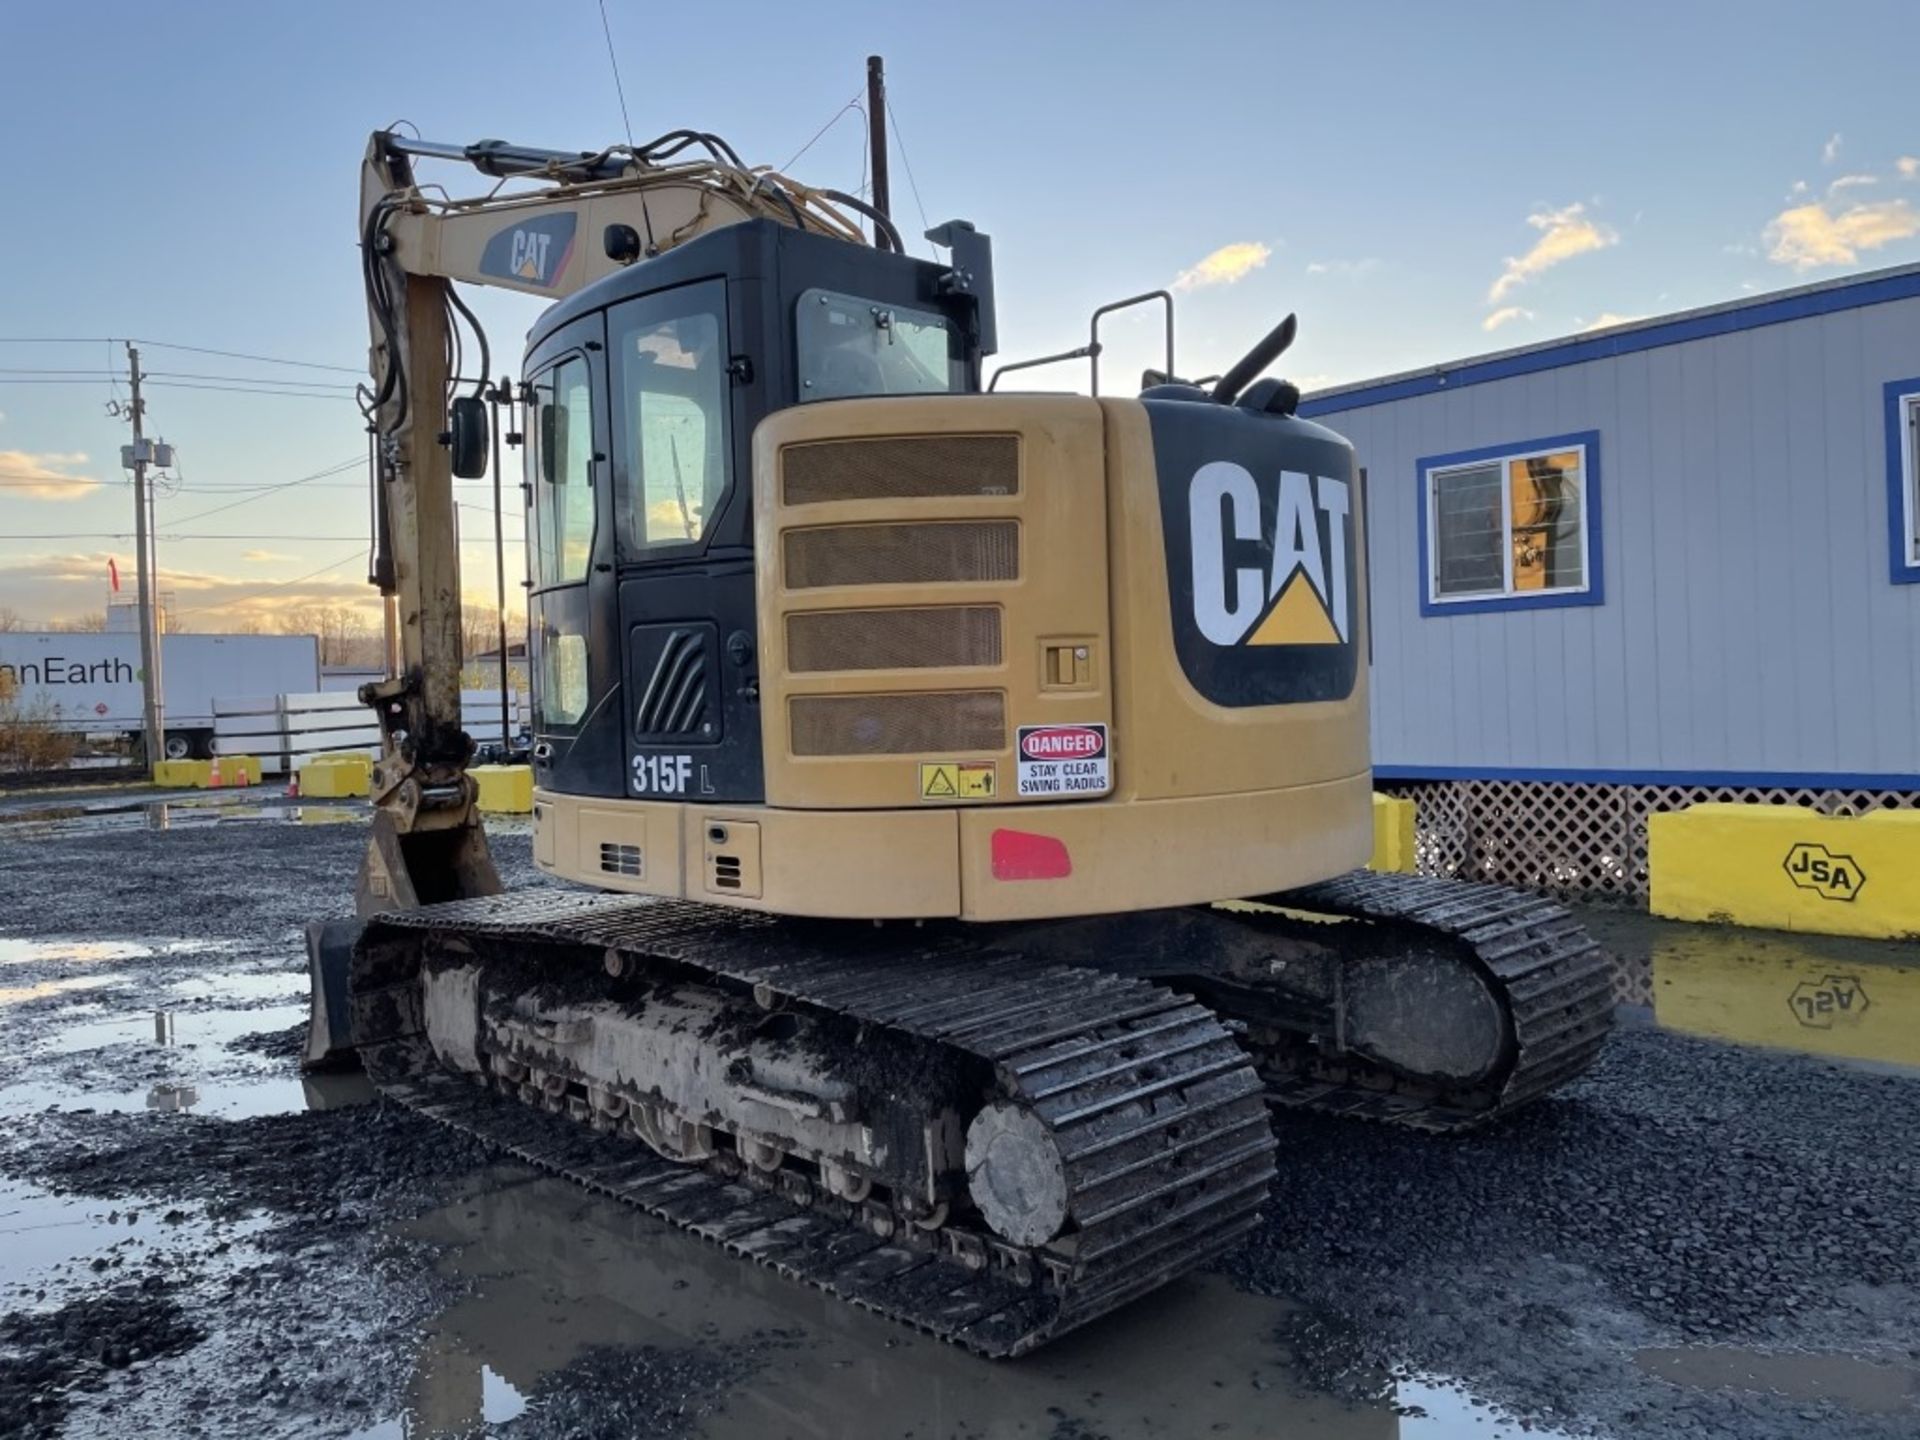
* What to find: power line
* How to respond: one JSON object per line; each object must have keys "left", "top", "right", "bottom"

{"left": 146, "top": 370, "right": 356, "bottom": 390}
{"left": 886, "top": 98, "right": 935, "bottom": 247}
{"left": 781, "top": 93, "right": 865, "bottom": 175}
{"left": 0, "top": 337, "right": 358, "bottom": 373}
{"left": 162, "top": 457, "right": 365, "bottom": 526}
{"left": 132, "top": 340, "right": 361, "bottom": 374}
{"left": 144, "top": 381, "right": 358, "bottom": 401}
{"left": 596, "top": 0, "right": 635, "bottom": 148}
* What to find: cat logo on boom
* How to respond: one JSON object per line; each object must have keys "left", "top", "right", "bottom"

{"left": 1187, "top": 462, "right": 1352, "bottom": 648}
{"left": 478, "top": 213, "right": 578, "bottom": 289}
{"left": 1782, "top": 842, "right": 1866, "bottom": 902}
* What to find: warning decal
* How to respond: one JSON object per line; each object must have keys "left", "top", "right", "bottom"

{"left": 920, "top": 762, "right": 997, "bottom": 801}
{"left": 1015, "top": 724, "right": 1110, "bottom": 798}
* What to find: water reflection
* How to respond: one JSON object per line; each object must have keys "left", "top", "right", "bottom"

{"left": 1588, "top": 909, "right": 1920, "bottom": 1073}
{"left": 368, "top": 1172, "right": 1560, "bottom": 1440}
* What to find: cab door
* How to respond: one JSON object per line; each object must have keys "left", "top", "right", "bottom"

{"left": 525, "top": 314, "right": 623, "bottom": 796}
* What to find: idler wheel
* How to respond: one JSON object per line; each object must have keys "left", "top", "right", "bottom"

{"left": 964, "top": 1102, "right": 1069, "bottom": 1247}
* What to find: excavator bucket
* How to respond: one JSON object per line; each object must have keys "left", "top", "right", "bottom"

{"left": 306, "top": 812, "right": 501, "bottom": 1070}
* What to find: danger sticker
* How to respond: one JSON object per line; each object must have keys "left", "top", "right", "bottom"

{"left": 1015, "top": 724, "right": 1110, "bottom": 798}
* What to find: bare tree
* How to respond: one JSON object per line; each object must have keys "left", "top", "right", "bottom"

{"left": 459, "top": 602, "right": 528, "bottom": 663}
{"left": 0, "top": 607, "right": 22, "bottom": 632}
{"left": 50, "top": 612, "right": 107, "bottom": 633}
{"left": 279, "top": 603, "right": 377, "bottom": 667}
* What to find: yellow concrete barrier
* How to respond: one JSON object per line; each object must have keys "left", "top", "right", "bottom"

{"left": 1368, "top": 793, "right": 1417, "bottom": 874}
{"left": 474, "top": 764, "right": 534, "bottom": 815}
{"left": 152, "top": 759, "right": 209, "bottom": 788}
{"left": 300, "top": 754, "right": 373, "bottom": 799}
{"left": 1650, "top": 803, "right": 1920, "bottom": 940}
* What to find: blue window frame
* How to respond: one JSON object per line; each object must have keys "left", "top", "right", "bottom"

{"left": 1417, "top": 430, "right": 1604, "bottom": 616}
{"left": 1886, "top": 378, "right": 1920, "bottom": 585}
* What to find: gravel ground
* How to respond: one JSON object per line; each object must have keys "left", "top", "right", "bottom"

{"left": 1232, "top": 1024, "right": 1920, "bottom": 1437}
{"left": 1, "top": 796, "right": 1917, "bottom": 1439}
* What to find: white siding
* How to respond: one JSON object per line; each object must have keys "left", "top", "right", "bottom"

{"left": 1315, "top": 291, "right": 1920, "bottom": 782}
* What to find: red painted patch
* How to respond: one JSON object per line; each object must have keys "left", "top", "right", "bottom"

{"left": 990, "top": 829, "right": 1072, "bottom": 881}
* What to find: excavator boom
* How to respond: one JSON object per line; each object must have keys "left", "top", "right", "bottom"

{"left": 350, "top": 129, "right": 899, "bottom": 914}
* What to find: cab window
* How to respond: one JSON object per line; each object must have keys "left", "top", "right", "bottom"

{"left": 531, "top": 356, "right": 596, "bottom": 586}
{"left": 795, "top": 288, "right": 960, "bottom": 402}
{"left": 610, "top": 287, "right": 731, "bottom": 552}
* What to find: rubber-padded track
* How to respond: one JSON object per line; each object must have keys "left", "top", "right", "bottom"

{"left": 352, "top": 892, "right": 1276, "bottom": 1358}
{"left": 1252, "top": 872, "right": 1616, "bottom": 1130}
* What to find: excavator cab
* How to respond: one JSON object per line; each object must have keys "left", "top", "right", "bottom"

{"left": 520, "top": 220, "right": 988, "bottom": 819}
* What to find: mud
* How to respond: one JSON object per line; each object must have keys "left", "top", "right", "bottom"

{"left": 3, "top": 796, "right": 1919, "bottom": 1437}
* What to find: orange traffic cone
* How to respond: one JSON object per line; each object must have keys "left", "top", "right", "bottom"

{"left": 207, "top": 756, "right": 225, "bottom": 789}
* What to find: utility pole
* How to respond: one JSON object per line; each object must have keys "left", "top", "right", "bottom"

{"left": 125, "top": 344, "right": 166, "bottom": 773}
{"left": 866, "top": 55, "right": 891, "bottom": 223}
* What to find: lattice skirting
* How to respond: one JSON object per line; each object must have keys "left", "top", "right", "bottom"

{"left": 1374, "top": 778, "right": 1920, "bottom": 905}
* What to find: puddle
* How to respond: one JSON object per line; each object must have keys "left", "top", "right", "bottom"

{"left": 3, "top": 997, "right": 374, "bottom": 1118}
{"left": 0, "top": 939, "right": 154, "bottom": 966}
{"left": 1589, "top": 909, "right": 1920, "bottom": 1075}
{"left": 0, "top": 1175, "right": 268, "bottom": 1296}
{"left": 33, "top": 999, "right": 309, "bottom": 1057}
{"left": 0, "top": 935, "right": 242, "bottom": 974}
{"left": 356, "top": 1172, "right": 1563, "bottom": 1440}
{"left": 1638, "top": 1345, "right": 1920, "bottom": 1414}
{"left": 0, "top": 798, "right": 364, "bottom": 840}
{"left": 0, "top": 974, "right": 130, "bottom": 1007}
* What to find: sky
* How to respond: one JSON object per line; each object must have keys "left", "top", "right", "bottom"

{"left": 2, "top": 0, "right": 1917, "bottom": 630}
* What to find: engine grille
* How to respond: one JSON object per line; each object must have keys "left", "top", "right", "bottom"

{"left": 787, "top": 606, "right": 1003, "bottom": 673}
{"left": 783, "top": 522, "right": 1018, "bottom": 589}
{"left": 789, "top": 691, "right": 1006, "bottom": 756}
{"left": 782, "top": 435, "right": 1019, "bottom": 506}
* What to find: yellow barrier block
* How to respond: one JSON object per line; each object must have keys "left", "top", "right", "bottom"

{"left": 1368, "top": 793, "right": 1417, "bottom": 874}
{"left": 1650, "top": 804, "right": 1920, "bottom": 941}
{"left": 473, "top": 764, "right": 534, "bottom": 815}
{"left": 300, "top": 754, "right": 373, "bottom": 799}
{"left": 200, "top": 755, "right": 261, "bottom": 788}
{"left": 152, "top": 759, "right": 209, "bottom": 788}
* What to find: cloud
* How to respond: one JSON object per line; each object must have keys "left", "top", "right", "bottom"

{"left": 1304, "top": 258, "right": 1379, "bottom": 278}
{"left": 1789, "top": 180, "right": 1809, "bottom": 197}
{"left": 0, "top": 550, "right": 375, "bottom": 631}
{"left": 1822, "top": 133, "right": 1842, "bottom": 165}
{"left": 1899, "top": 156, "right": 1920, "bottom": 180}
{"left": 1487, "top": 203, "right": 1619, "bottom": 304}
{"left": 1578, "top": 312, "right": 1646, "bottom": 333}
{"left": 1829, "top": 173, "right": 1878, "bottom": 194}
{"left": 0, "top": 450, "right": 100, "bottom": 501}
{"left": 1482, "top": 306, "right": 1535, "bottom": 332}
{"left": 240, "top": 549, "right": 296, "bottom": 564}
{"left": 1173, "top": 241, "right": 1273, "bottom": 292}
{"left": 1764, "top": 199, "right": 1920, "bottom": 269}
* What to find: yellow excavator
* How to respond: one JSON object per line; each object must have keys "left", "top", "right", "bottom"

{"left": 305, "top": 120, "right": 1614, "bottom": 1357}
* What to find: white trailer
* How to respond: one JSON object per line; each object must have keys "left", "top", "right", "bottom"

{"left": 0, "top": 632, "right": 321, "bottom": 761}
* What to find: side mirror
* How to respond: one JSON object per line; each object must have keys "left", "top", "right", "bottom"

{"left": 447, "top": 395, "right": 489, "bottom": 479}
